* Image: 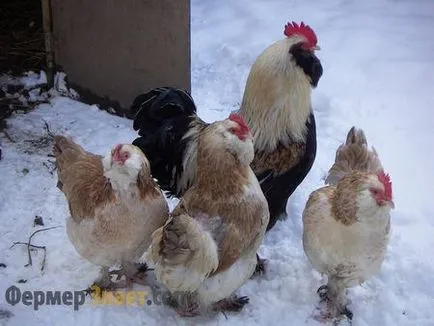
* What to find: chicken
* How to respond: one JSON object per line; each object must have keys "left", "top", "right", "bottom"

{"left": 146, "top": 113, "right": 269, "bottom": 317}
{"left": 325, "top": 127, "right": 383, "bottom": 185}
{"left": 131, "top": 21, "right": 322, "bottom": 273}
{"left": 131, "top": 87, "right": 204, "bottom": 197}
{"left": 302, "top": 128, "right": 394, "bottom": 321}
{"left": 240, "top": 21, "right": 322, "bottom": 231}
{"left": 53, "top": 136, "right": 169, "bottom": 289}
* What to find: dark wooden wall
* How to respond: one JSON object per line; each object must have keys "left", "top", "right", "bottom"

{"left": 51, "top": 0, "right": 191, "bottom": 110}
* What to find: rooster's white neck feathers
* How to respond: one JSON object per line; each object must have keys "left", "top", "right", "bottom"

{"left": 240, "top": 36, "right": 312, "bottom": 152}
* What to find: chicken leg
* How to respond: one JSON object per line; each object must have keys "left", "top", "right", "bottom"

{"left": 89, "top": 267, "right": 129, "bottom": 293}
{"left": 316, "top": 278, "right": 353, "bottom": 321}
{"left": 89, "top": 262, "right": 150, "bottom": 294}
{"left": 252, "top": 254, "right": 267, "bottom": 277}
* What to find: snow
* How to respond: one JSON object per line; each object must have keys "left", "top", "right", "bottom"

{"left": 1, "top": 0, "right": 434, "bottom": 325}
{"left": 0, "top": 71, "right": 47, "bottom": 89}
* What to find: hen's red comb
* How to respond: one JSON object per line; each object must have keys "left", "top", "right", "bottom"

{"left": 228, "top": 113, "right": 250, "bottom": 134}
{"left": 378, "top": 170, "right": 393, "bottom": 200}
{"left": 112, "top": 144, "right": 122, "bottom": 155}
{"left": 284, "top": 21, "right": 318, "bottom": 49}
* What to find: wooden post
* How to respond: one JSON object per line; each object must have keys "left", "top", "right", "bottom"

{"left": 41, "top": 0, "right": 54, "bottom": 88}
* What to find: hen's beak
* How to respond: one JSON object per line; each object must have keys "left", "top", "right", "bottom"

{"left": 380, "top": 199, "right": 395, "bottom": 209}
{"left": 313, "top": 45, "right": 321, "bottom": 51}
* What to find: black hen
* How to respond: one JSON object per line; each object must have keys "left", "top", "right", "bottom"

{"left": 132, "top": 87, "right": 207, "bottom": 197}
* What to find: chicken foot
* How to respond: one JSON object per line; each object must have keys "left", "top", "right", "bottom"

{"left": 108, "top": 262, "right": 150, "bottom": 286}
{"left": 169, "top": 292, "right": 200, "bottom": 317}
{"left": 213, "top": 295, "right": 250, "bottom": 313}
{"left": 87, "top": 263, "right": 150, "bottom": 295}
{"left": 315, "top": 283, "right": 353, "bottom": 322}
{"left": 87, "top": 267, "right": 131, "bottom": 294}
{"left": 251, "top": 253, "right": 267, "bottom": 277}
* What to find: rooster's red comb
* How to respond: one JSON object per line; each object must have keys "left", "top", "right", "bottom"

{"left": 284, "top": 21, "right": 318, "bottom": 48}
{"left": 228, "top": 113, "right": 250, "bottom": 133}
{"left": 377, "top": 170, "right": 393, "bottom": 200}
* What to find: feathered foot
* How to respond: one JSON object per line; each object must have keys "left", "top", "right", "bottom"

{"left": 127, "top": 262, "right": 150, "bottom": 286}
{"left": 172, "top": 293, "right": 200, "bottom": 317}
{"left": 107, "top": 262, "right": 150, "bottom": 286}
{"left": 175, "top": 303, "right": 200, "bottom": 317}
{"left": 85, "top": 267, "right": 131, "bottom": 298}
{"left": 317, "top": 284, "right": 329, "bottom": 301}
{"left": 87, "top": 263, "right": 151, "bottom": 295}
{"left": 136, "top": 262, "right": 150, "bottom": 273}
{"left": 251, "top": 253, "right": 267, "bottom": 277}
{"left": 213, "top": 295, "right": 250, "bottom": 313}
{"left": 315, "top": 284, "right": 353, "bottom": 322}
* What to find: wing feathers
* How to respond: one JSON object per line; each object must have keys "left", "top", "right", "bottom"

{"left": 53, "top": 136, "right": 114, "bottom": 222}
{"left": 148, "top": 214, "right": 219, "bottom": 292}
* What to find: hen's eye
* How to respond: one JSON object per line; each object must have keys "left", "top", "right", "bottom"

{"left": 370, "top": 189, "right": 379, "bottom": 196}
{"left": 229, "top": 128, "right": 236, "bottom": 133}
{"left": 123, "top": 153, "right": 130, "bottom": 159}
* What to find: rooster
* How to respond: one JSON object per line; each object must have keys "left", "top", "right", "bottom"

{"left": 240, "top": 21, "right": 321, "bottom": 231}
{"left": 53, "top": 136, "right": 169, "bottom": 289}
{"left": 146, "top": 113, "right": 269, "bottom": 317}
{"left": 132, "top": 21, "right": 322, "bottom": 272}
{"left": 302, "top": 127, "right": 394, "bottom": 322}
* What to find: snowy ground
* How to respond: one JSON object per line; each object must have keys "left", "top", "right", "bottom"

{"left": 1, "top": 0, "right": 434, "bottom": 325}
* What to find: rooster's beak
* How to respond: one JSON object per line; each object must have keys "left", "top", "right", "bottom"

{"left": 313, "top": 45, "right": 321, "bottom": 51}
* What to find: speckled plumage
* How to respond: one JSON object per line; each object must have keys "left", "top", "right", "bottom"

{"left": 147, "top": 116, "right": 269, "bottom": 315}
{"left": 302, "top": 129, "right": 393, "bottom": 321}
{"left": 53, "top": 136, "right": 169, "bottom": 286}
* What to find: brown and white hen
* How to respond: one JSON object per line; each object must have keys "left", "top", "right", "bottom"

{"left": 53, "top": 136, "right": 169, "bottom": 289}
{"left": 147, "top": 113, "right": 269, "bottom": 316}
{"left": 302, "top": 127, "right": 394, "bottom": 322}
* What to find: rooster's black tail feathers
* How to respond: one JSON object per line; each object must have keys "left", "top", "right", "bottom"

{"left": 131, "top": 87, "right": 200, "bottom": 197}
{"left": 132, "top": 87, "right": 197, "bottom": 133}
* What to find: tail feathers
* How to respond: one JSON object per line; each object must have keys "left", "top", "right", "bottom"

{"left": 53, "top": 135, "right": 86, "bottom": 170}
{"left": 148, "top": 214, "right": 219, "bottom": 293}
{"left": 325, "top": 127, "right": 383, "bottom": 185}
{"left": 131, "top": 87, "right": 207, "bottom": 197}
{"left": 345, "top": 126, "right": 367, "bottom": 146}
{"left": 53, "top": 135, "right": 87, "bottom": 191}
{"left": 132, "top": 87, "right": 197, "bottom": 134}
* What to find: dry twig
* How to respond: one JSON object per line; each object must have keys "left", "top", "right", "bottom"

{"left": 42, "top": 119, "right": 55, "bottom": 138}
{"left": 10, "top": 226, "right": 61, "bottom": 271}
